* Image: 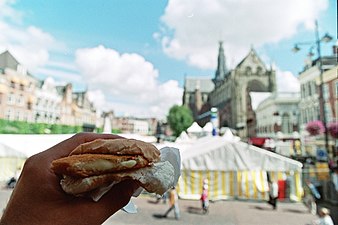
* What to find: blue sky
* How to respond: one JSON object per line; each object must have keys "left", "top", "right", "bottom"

{"left": 0, "top": 0, "right": 336, "bottom": 118}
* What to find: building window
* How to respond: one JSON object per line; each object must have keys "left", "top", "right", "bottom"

{"left": 17, "top": 94, "right": 24, "bottom": 105}
{"left": 281, "top": 113, "right": 291, "bottom": 134}
{"left": 245, "top": 66, "right": 252, "bottom": 75}
{"left": 323, "top": 83, "right": 329, "bottom": 100}
{"left": 7, "top": 93, "right": 15, "bottom": 105}
{"left": 324, "top": 103, "right": 333, "bottom": 122}
{"left": 5, "top": 109, "right": 13, "bottom": 120}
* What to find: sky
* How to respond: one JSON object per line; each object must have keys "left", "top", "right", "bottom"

{"left": 0, "top": 0, "right": 336, "bottom": 119}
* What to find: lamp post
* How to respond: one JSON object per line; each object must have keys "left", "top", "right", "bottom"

{"left": 292, "top": 20, "right": 333, "bottom": 158}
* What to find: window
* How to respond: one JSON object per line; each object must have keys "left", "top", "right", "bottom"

{"left": 301, "top": 84, "right": 305, "bottom": 98}
{"left": 5, "top": 109, "right": 10, "bottom": 120}
{"left": 323, "top": 83, "right": 329, "bottom": 100}
{"left": 7, "top": 93, "right": 15, "bottom": 104}
{"left": 245, "top": 66, "right": 252, "bottom": 75}
{"left": 281, "top": 113, "right": 291, "bottom": 134}
{"left": 324, "top": 103, "right": 332, "bottom": 122}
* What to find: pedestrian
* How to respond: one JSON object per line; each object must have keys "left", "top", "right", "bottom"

{"left": 0, "top": 133, "right": 140, "bottom": 225}
{"left": 304, "top": 180, "right": 321, "bottom": 215}
{"left": 162, "top": 186, "right": 180, "bottom": 220}
{"left": 200, "top": 183, "right": 209, "bottom": 214}
{"left": 312, "top": 207, "right": 334, "bottom": 225}
{"left": 267, "top": 179, "right": 278, "bottom": 210}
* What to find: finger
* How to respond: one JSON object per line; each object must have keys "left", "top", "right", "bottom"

{"left": 46, "top": 132, "right": 125, "bottom": 159}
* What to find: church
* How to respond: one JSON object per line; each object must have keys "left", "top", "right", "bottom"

{"left": 183, "top": 42, "right": 276, "bottom": 139}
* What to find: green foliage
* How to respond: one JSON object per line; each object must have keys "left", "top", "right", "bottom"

{"left": 0, "top": 119, "right": 84, "bottom": 134}
{"left": 167, "top": 105, "right": 194, "bottom": 137}
{"left": 112, "top": 128, "right": 121, "bottom": 134}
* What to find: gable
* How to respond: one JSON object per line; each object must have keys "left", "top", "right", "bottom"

{"left": 236, "top": 48, "right": 267, "bottom": 72}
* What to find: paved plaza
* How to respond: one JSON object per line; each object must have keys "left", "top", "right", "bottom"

{"left": 1, "top": 189, "right": 327, "bottom": 225}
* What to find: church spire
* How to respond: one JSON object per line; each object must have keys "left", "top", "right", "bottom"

{"left": 213, "top": 41, "right": 227, "bottom": 87}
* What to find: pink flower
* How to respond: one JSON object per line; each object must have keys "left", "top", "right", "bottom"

{"left": 306, "top": 120, "right": 324, "bottom": 136}
{"left": 328, "top": 122, "right": 338, "bottom": 139}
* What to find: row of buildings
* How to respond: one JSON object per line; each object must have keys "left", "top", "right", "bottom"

{"left": 0, "top": 51, "right": 158, "bottom": 134}
{"left": 183, "top": 41, "right": 337, "bottom": 158}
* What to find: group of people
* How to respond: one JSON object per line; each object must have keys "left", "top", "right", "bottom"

{"left": 267, "top": 178, "right": 334, "bottom": 225}
{"left": 161, "top": 178, "right": 210, "bottom": 220}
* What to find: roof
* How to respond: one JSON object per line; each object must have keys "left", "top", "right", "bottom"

{"left": 181, "top": 135, "right": 302, "bottom": 171}
{"left": 236, "top": 47, "right": 266, "bottom": 70}
{"left": 0, "top": 50, "right": 35, "bottom": 77}
{"left": 0, "top": 51, "right": 19, "bottom": 70}
{"left": 184, "top": 76, "right": 214, "bottom": 93}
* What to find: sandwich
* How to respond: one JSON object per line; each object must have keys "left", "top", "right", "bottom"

{"left": 51, "top": 138, "right": 176, "bottom": 196}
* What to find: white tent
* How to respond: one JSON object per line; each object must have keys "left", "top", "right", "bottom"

{"left": 0, "top": 134, "right": 74, "bottom": 157}
{"left": 0, "top": 143, "right": 27, "bottom": 182}
{"left": 177, "top": 136, "right": 303, "bottom": 202}
{"left": 175, "top": 131, "right": 192, "bottom": 143}
{"left": 202, "top": 122, "right": 213, "bottom": 133}
{"left": 187, "top": 122, "right": 203, "bottom": 133}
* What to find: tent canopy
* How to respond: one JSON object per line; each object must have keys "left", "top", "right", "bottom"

{"left": 202, "top": 122, "right": 213, "bottom": 132}
{"left": 187, "top": 122, "right": 203, "bottom": 133}
{"left": 181, "top": 136, "right": 302, "bottom": 172}
{"left": 0, "top": 143, "right": 27, "bottom": 158}
{"left": 175, "top": 131, "right": 192, "bottom": 143}
{"left": 0, "top": 134, "right": 74, "bottom": 157}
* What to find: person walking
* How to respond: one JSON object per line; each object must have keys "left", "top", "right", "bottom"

{"left": 163, "top": 187, "right": 180, "bottom": 220}
{"left": 304, "top": 180, "right": 321, "bottom": 215}
{"left": 268, "top": 179, "right": 278, "bottom": 210}
{"left": 200, "top": 183, "right": 209, "bottom": 214}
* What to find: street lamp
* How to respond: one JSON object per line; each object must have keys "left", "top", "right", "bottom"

{"left": 292, "top": 20, "right": 333, "bottom": 158}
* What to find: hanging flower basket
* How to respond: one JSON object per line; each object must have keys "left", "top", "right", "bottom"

{"left": 306, "top": 120, "right": 324, "bottom": 136}
{"left": 328, "top": 122, "right": 338, "bottom": 139}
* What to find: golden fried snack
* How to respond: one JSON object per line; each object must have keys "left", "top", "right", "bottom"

{"left": 51, "top": 138, "right": 175, "bottom": 196}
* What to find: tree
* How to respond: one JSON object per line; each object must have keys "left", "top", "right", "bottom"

{"left": 167, "top": 105, "right": 194, "bottom": 137}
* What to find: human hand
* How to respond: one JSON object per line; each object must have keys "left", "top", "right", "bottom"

{"left": 0, "top": 133, "right": 140, "bottom": 225}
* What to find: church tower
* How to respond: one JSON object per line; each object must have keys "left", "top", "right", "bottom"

{"left": 207, "top": 46, "right": 276, "bottom": 139}
{"left": 212, "top": 41, "right": 228, "bottom": 87}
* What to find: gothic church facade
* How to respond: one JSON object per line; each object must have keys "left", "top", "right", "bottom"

{"left": 184, "top": 42, "right": 276, "bottom": 138}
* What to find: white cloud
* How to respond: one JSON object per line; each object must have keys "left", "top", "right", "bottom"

{"left": 276, "top": 69, "right": 300, "bottom": 92}
{"left": 157, "top": 0, "right": 329, "bottom": 69}
{"left": 36, "top": 67, "right": 83, "bottom": 83}
{"left": 0, "top": 1, "right": 65, "bottom": 72}
{"left": 76, "top": 45, "right": 183, "bottom": 119}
